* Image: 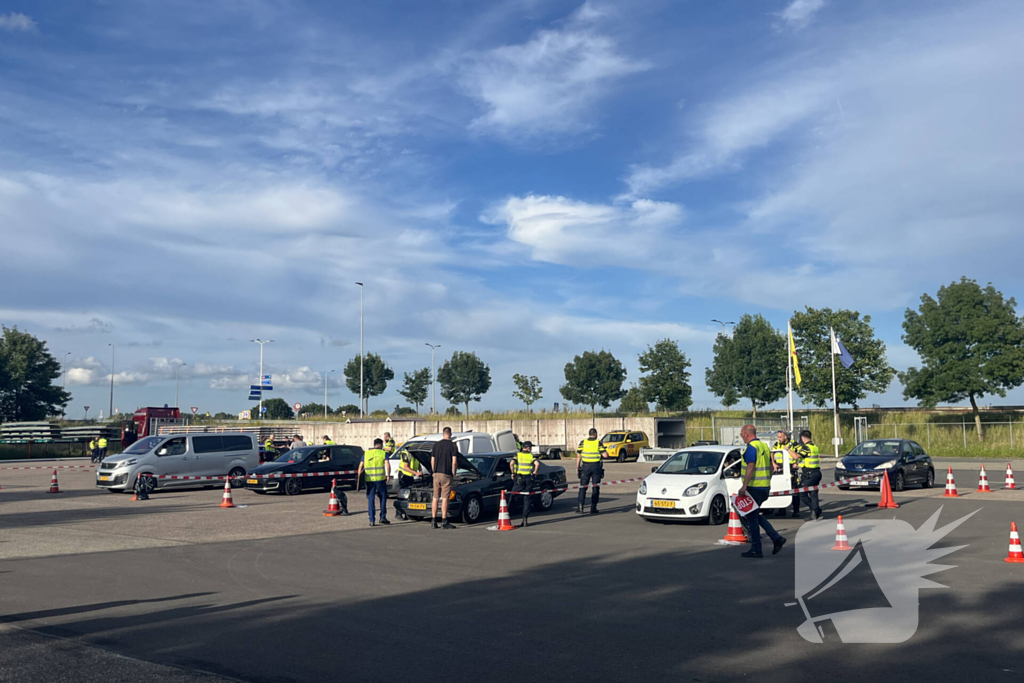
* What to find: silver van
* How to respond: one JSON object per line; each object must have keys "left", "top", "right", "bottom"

{"left": 96, "top": 432, "right": 260, "bottom": 493}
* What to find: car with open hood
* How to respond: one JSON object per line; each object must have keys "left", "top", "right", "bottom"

{"left": 244, "top": 444, "right": 363, "bottom": 495}
{"left": 834, "top": 439, "right": 934, "bottom": 491}
{"left": 635, "top": 445, "right": 794, "bottom": 524}
{"left": 394, "top": 452, "right": 567, "bottom": 524}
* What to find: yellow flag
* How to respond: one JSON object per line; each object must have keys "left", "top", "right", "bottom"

{"left": 788, "top": 321, "right": 802, "bottom": 387}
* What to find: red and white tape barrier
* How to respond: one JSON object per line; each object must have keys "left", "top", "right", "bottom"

{"left": 769, "top": 472, "right": 875, "bottom": 496}
{"left": 0, "top": 464, "right": 96, "bottom": 471}
{"left": 506, "top": 476, "right": 646, "bottom": 495}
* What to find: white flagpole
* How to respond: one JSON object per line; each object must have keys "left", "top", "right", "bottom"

{"left": 831, "top": 327, "right": 840, "bottom": 458}
{"left": 786, "top": 323, "right": 794, "bottom": 436}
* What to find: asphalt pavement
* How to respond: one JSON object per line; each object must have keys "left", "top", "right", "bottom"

{"left": 1, "top": 460, "right": 1023, "bottom": 682}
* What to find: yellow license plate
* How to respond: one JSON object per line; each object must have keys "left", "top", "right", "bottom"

{"left": 99, "top": 476, "right": 109, "bottom": 482}
{"left": 247, "top": 479, "right": 259, "bottom": 485}
{"left": 651, "top": 500, "right": 675, "bottom": 508}
{"left": 409, "top": 503, "right": 427, "bottom": 510}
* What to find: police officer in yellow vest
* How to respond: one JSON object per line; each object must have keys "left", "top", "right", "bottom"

{"left": 88, "top": 439, "right": 98, "bottom": 462}
{"left": 264, "top": 438, "right": 277, "bottom": 461}
{"left": 793, "top": 429, "right": 823, "bottom": 520}
{"left": 97, "top": 436, "right": 108, "bottom": 459}
{"left": 322, "top": 435, "right": 336, "bottom": 445}
{"left": 358, "top": 438, "right": 391, "bottom": 527}
{"left": 773, "top": 430, "right": 800, "bottom": 518}
{"left": 576, "top": 428, "right": 608, "bottom": 514}
{"left": 511, "top": 441, "right": 539, "bottom": 527}
{"left": 393, "top": 447, "right": 421, "bottom": 521}
{"left": 737, "top": 424, "right": 786, "bottom": 558}
{"left": 383, "top": 432, "right": 396, "bottom": 455}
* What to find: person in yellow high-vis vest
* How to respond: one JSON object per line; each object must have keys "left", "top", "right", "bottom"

{"left": 576, "top": 428, "right": 608, "bottom": 514}
{"left": 737, "top": 424, "right": 786, "bottom": 558}
{"left": 511, "top": 441, "right": 539, "bottom": 527}
{"left": 88, "top": 439, "right": 97, "bottom": 462}
{"left": 793, "top": 429, "right": 823, "bottom": 520}
{"left": 97, "top": 436, "right": 108, "bottom": 459}
{"left": 773, "top": 430, "right": 800, "bottom": 518}
{"left": 393, "top": 447, "right": 421, "bottom": 520}
{"left": 358, "top": 438, "right": 391, "bottom": 527}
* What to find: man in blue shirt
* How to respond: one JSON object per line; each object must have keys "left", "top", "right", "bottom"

{"left": 737, "top": 425, "right": 787, "bottom": 558}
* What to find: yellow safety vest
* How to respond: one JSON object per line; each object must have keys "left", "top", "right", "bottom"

{"left": 773, "top": 444, "right": 796, "bottom": 466}
{"left": 580, "top": 438, "right": 603, "bottom": 463}
{"left": 363, "top": 448, "right": 387, "bottom": 482}
{"left": 749, "top": 439, "right": 774, "bottom": 488}
{"left": 516, "top": 452, "right": 536, "bottom": 476}
{"left": 384, "top": 439, "right": 396, "bottom": 454}
{"left": 324, "top": 439, "right": 336, "bottom": 445}
{"left": 265, "top": 439, "right": 276, "bottom": 452}
{"left": 89, "top": 440, "right": 96, "bottom": 449}
{"left": 399, "top": 453, "right": 420, "bottom": 477}
{"left": 98, "top": 438, "right": 108, "bottom": 448}
{"left": 798, "top": 443, "right": 820, "bottom": 469}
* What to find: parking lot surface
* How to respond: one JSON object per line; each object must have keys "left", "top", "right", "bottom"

{"left": 2, "top": 460, "right": 1023, "bottom": 682}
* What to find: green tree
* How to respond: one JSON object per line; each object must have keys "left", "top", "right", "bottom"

{"left": 258, "top": 398, "right": 294, "bottom": 420}
{"left": 705, "top": 314, "right": 786, "bottom": 417}
{"left": 343, "top": 353, "right": 394, "bottom": 414}
{"left": 512, "top": 373, "right": 543, "bottom": 413}
{"left": 333, "top": 404, "right": 360, "bottom": 417}
{"left": 445, "top": 405, "right": 462, "bottom": 416}
{"left": 637, "top": 338, "right": 692, "bottom": 412}
{"left": 437, "top": 351, "right": 491, "bottom": 416}
{"left": 791, "top": 307, "right": 895, "bottom": 409}
{"left": 299, "top": 402, "right": 326, "bottom": 417}
{"left": 212, "top": 412, "right": 236, "bottom": 420}
{"left": 560, "top": 350, "right": 627, "bottom": 419}
{"left": 0, "top": 326, "right": 71, "bottom": 421}
{"left": 398, "top": 367, "right": 431, "bottom": 414}
{"left": 900, "top": 278, "right": 1024, "bottom": 441}
{"left": 394, "top": 406, "right": 417, "bottom": 416}
{"left": 619, "top": 384, "right": 649, "bottom": 414}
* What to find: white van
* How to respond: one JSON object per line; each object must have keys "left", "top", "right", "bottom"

{"left": 96, "top": 432, "right": 260, "bottom": 493}
{"left": 386, "top": 430, "right": 517, "bottom": 493}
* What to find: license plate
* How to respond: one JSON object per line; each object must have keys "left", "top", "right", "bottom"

{"left": 409, "top": 503, "right": 427, "bottom": 510}
{"left": 851, "top": 478, "right": 872, "bottom": 486}
{"left": 247, "top": 479, "right": 259, "bottom": 485}
{"left": 651, "top": 500, "right": 675, "bottom": 508}
{"left": 99, "top": 476, "right": 109, "bottom": 482}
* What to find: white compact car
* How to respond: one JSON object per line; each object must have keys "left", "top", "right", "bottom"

{"left": 636, "top": 445, "right": 794, "bottom": 524}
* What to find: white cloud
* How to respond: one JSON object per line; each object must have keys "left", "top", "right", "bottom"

{"left": 778, "top": 0, "right": 826, "bottom": 30}
{"left": 0, "top": 12, "right": 36, "bottom": 32}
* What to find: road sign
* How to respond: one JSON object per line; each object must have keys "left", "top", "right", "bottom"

{"left": 84, "top": 406, "right": 90, "bottom": 411}
{"left": 260, "top": 406, "right": 267, "bottom": 414}
{"left": 191, "top": 407, "right": 198, "bottom": 415}
{"left": 293, "top": 402, "right": 302, "bottom": 412}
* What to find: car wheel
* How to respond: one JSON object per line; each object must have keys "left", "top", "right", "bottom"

{"left": 706, "top": 495, "right": 728, "bottom": 526}
{"left": 893, "top": 470, "right": 906, "bottom": 492}
{"left": 462, "top": 494, "right": 483, "bottom": 524}
{"left": 617, "top": 451, "right": 626, "bottom": 463}
{"left": 137, "top": 474, "right": 157, "bottom": 493}
{"left": 535, "top": 485, "right": 555, "bottom": 512}
{"left": 228, "top": 467, "right": 246, "bottom": 488}
{"left": 284, "top": 478, "right": 303, "bottom": 496}
{"left": 922, "top": 468, "right": 935, "bottom": 489}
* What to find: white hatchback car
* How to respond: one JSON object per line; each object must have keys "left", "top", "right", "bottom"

{"left": 636, "top": 445, "right": 794, "bottom": 524}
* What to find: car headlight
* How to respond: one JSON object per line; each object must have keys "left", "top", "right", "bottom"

{"left": 117, "top": 459, "right": 137, "bottom": 468}
{"left": 638, "top": 480, "right": 647, "bottom": 495}
{"left": 684, "top": 482, "right": 707, "bottom": 497}
{"left": 398, "top": 489, "right": 410, "bottom": 500}
{"left": 875, "top": 460, "right": 897, "bottom": 470}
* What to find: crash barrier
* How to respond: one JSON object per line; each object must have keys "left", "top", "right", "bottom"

{"left": 0, "top": 464, "right": 96, "bottom": 470}
{"left": 505, "top": 476, "right": 647, "bottom": 495}
{"left": 768, "top": 472, "right": 875, "bottom": 496}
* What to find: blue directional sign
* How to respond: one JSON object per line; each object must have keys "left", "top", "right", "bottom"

{"left": 260, "top": 406, "right": 267, "bottom": 413}
{"left": 248, "top": 395, "right": 261, "bottom": 401}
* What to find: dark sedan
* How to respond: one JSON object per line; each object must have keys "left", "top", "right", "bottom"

{"left": 244, "top": 445, "right": 363, "bottom": 495}
{"left": 394, "top": 453, "right": 567, "bottom": 524}
{"left": 834, "top": 439, "right": 935, "bottom": 492}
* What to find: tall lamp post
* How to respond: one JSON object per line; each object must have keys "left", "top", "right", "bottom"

{"left": 324, "top": 369, "right": 335, "bottom": 419}
{"left": 711, "top": 319, "right": 735, "bottom": 336}
{"left": 174, "top": 362, "right": 186, "bottom": 408}
{"left": 250, "top": 339, "right": 274, "bottom": 419}
{"left": 108, "top": 343, "right": 115, "bottom": 418}
{"left": 355, "top": 282, "right": 364, "bottom": 417}
{"left": 62, "top": 352, "right": 70, "bottom": 418}
{"left": 425, "top": 343, "right": 440, "bottom": 414}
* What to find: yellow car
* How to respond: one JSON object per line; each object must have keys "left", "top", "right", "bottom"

{"left": 578, "top": 430, "right": 650, "bottom": 462}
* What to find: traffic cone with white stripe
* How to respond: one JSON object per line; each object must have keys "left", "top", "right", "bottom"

{"left": 47, "top": 469, "right": 61, "bottom": 494}
{"left": 943, "top": 467, "right": 958, "bottom": 497}
{"left": 323, "top": 479, "right": 341, "bottom": 516}
{"left": 877, "top": 472, "right": 899, "bottom": 509}
{"left": 977, "top": 465, "right": 991, "bottom": 493}
{"left": 831, "top": 515, "right": 851, "bottom": 551}
{"left": 219, "top": 478, "right": 235, "bottom": 508}
{"left": 1004, "top": 464, "right": 1016, "bottom": 490}
{"left": 497, "top": 489, "right": 515, "bottom": 531}
{"left": 722, "top": 510, "right": 748, "bottom": 543}
{"left": 1005, "top": 522, "right": 1024, "bottom": 563}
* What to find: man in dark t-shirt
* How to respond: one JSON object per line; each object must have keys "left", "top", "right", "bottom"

{"left": 430, "top": 427, "right": 459, "bottom": 529}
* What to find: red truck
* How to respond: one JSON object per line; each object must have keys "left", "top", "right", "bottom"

{"left": 120, "top": 407, "right": 182, "bottom": 447}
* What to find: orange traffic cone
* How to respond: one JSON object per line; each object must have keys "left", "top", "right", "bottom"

{"left": 323, "top": 479, "right": 341, "bottom": 517}
{"left": 977, "top": 465, "right": 991, "bottom": 493}
{"left": 831, "top": 515, "right": 851, "bottom": 551}
{"left": 497, "top": 490, "right": 515, "bottom": 531}
{"left": 1005, "top": 464, "right": 1016, "bottom": 490}
{"left": 1005, "top": 522, "right": 1024, "bottom": 563}
{"left": 876, "top": 472, "right": 899, "bottom": 509}
{"left": 722, "top": 510, "right": 748, "bottom": 543}
{"left": 219, "top": 478, "right": 235, "bottom": 508}
{"left": 47, "top": 469, "right": 61, "bottom": 494}
{"left": 944, "top": 467, "right": 958, "bottom": 497}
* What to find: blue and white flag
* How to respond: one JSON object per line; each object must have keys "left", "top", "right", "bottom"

{"left": 830, "top": 328, "right": 855, "bottom": 369}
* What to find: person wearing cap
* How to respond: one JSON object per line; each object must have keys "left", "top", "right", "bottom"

{"left": 576, "top": 428, "right": 608, "bottom": 514}
{"left": 792, "top": 429, "right": 823, "bottom": 520}
{"left": 511, "top": 441, "right": 539, "bottom": 528}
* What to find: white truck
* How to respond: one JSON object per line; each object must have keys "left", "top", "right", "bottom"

{"left": 386, "top": 430, "right": 518, "bottom": 493}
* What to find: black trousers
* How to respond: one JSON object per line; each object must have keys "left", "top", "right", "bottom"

{"left": 512, "top": 475, "right": 534, "bottom": 519}
{"left": 798, "top": 469, "right": 822, "bottom": 515}
{"left": 578, "top": 463, "right": 603, "bottom": 509}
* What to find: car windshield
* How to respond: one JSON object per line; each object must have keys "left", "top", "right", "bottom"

{"left": 460, "top": 456, "right": 491, "bottom": 476}
{"left": 123, "top": 436, "right": 162, "bottom": 454}
{"left": 275, "top": 447, "right": 313, "bottom": 463}
{"left": 848, "top": 441, "right": 902, "bottom": 457}
{"left": 658, "top": 451, "right": 724, "bottom": 475}
{"left": 602, "top": 433, "right": 625, "bottom": 443}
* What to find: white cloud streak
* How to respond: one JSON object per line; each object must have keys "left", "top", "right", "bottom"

{"left": 0, "top": 12, "right": 36, "bottom": 32}
{"left": 778, "top": 0, "right": 826, "bottom": 30}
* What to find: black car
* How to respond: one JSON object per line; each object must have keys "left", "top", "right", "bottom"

{"left": 244, "top": 445, "right": 363, "bottom": 495}
{"left": 394, "top": 452, "right": 567, "bottom": 524}
{"left": 834, "top": 439, "right": 935, "bottom": 492}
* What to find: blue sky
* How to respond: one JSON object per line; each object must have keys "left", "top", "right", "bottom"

{"left": 3, "top": 0, "right": 1024, "bottom": 417}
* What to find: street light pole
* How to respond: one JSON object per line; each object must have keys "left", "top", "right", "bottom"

{"left": 250, "top": 339, "right": 274, "bottom": 419}
{"left": 175, "top": 362, "right": 186, "bottom": 408}
{"left": 324, "top": 369, "right": 335, "bottom": 419}
{"left": 108, "top": 343, "right": 115, "bottom": 418}
{"left": 425, "top": 343, "right": 440, "bottom": 414}
{"left": 355, "top": 282, "right": 364, "bottom": 417}
{"left": 711, "top": 319, "right": 736, "bottom": 336}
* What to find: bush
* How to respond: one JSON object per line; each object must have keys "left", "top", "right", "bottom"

{"left": 334, "top": 404, "right": 360, "bottom": 417}
{"left": 370, "top": 410, "right": 388, "bottom": 418}
{"left": 445, "top": 406, "right": 462, "bottom": 416}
